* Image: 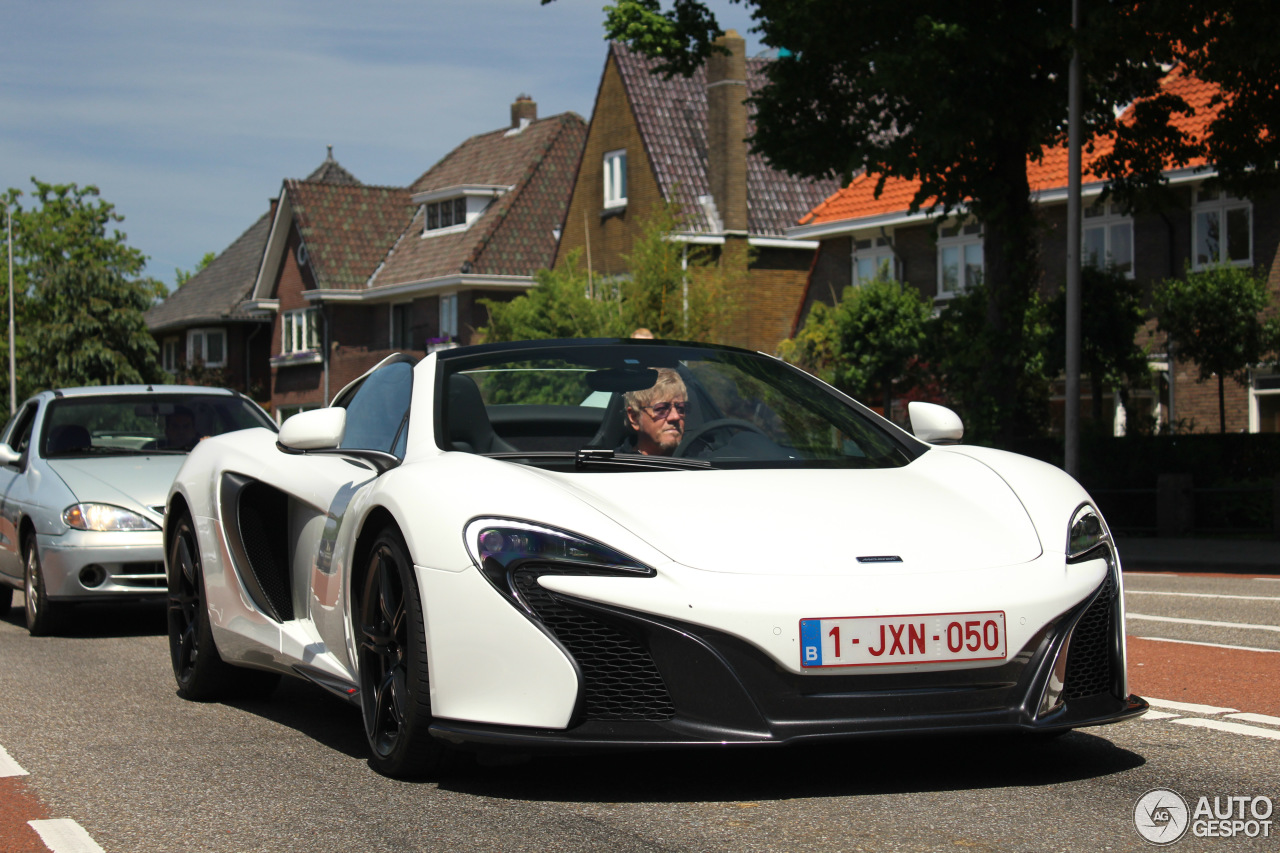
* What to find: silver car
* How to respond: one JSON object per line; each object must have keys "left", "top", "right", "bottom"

{"left": 0, "top": 385, "right": 275, "bottom": 634}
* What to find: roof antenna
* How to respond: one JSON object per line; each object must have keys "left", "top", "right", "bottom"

{"left": 326, "top": 144, "right": 334, "bottom": 161}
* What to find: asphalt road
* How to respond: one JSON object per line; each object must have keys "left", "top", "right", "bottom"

{"left": 0, "top": 570, "right": 1277, "bottom": 853}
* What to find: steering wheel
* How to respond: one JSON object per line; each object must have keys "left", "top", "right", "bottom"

{"left": 675, "top": 418, "right": 770, "bottom": 457}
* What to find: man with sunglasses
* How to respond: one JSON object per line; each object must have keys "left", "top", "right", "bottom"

{"left": 622, "top": 368, "right": 689, "bottom": 456}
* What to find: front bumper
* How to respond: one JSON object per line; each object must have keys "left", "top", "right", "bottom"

{"left": 430, "top": 554, "right": 1146, "bottom": 751}
{"left": 37, "top": 531, "right": 166, "bottom": 601}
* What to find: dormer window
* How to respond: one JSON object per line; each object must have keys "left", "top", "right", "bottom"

{"left": 414, "top": 185, "right": 511, "bottom": 238}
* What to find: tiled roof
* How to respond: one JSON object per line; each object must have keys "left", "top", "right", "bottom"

{"left": 145, "top": 213, "right": 274, "bottom": 332}
{"left": 612, "top": 42, "right": 839, "bottom": 236}
{"left": 373, "top": 112, "right": 587, "bottom": 285}
{"left": 305, "top": 149, "right": 361, "bottom": 186}
{"left": 286, "top": 181, "right": 415, "bottom": 290}
{"left": 800, "top": 65, "right": 1219, "bottom": 229}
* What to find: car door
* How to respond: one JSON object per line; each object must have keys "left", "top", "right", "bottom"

{"left": 0, "top": 400, "right": 41, "bottom": 583}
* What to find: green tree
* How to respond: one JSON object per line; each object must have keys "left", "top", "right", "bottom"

{"left": 481, "top": 249, "right": 625, "bottom": 341}
{"left": 3, "top": 179, "right": 165, "bottom": 397}
{"left": 175, "top": 251, "right": 217, "bottom": 288}
{"left": 1153, "top": 264, "right": 1280, "bottom": 434}
{"left": 1046, "top": 265, "right": 1150, "bottom": 426}
{"left": 779, "top": 271, "right": 932, "bottom": 414}
{"left": 559, "top": 1, "right": 1280, "bottom": 440}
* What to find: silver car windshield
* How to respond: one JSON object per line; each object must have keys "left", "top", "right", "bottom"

{"left": 41, "top": 394, "right": 274, "bottom": 457}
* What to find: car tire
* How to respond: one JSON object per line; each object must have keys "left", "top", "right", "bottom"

{"left": 168, "top": 513, "right": 279, "bottom": 701}
{"left": 24, "top": 540, "right": 64, "bottom": 636}
{"left": 357, "top": 525, "right": 450, "bottom": 778}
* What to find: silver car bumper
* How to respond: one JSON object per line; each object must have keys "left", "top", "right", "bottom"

{"left": 36, "top": 530, "right": 166, "bottom": 601}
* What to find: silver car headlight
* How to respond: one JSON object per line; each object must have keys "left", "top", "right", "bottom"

{"left": 1065, "top": 504, "right": 1110, "bottom": 563}
{"left": 63, "top": 503, "right": 160, "bottom": 532}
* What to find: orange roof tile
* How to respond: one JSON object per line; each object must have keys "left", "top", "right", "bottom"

{"left": 800, "top": 66, "right": 1220, "bottom": 229}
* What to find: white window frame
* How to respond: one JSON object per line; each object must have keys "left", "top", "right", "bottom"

{"left": 161, "top": 337, "right": 181, "bottom": 373}
{"left": 603, "top": 149, "right": 627, "bottom": 209}
{"left": 1083, "top": 201, "right": 1134, "bottom": 277}
{"left": 186, "top": 327, "right": 227, "bottom": 368}
{"left": 936, "top": 224, "right": 983, "bottom": 299}
{"left": 439, "top": 293, "right": 458, "bottom": 339}
{"left": 1193, "top": 186, "right": 1252, "bottom": 269}
{"left": 852, "top": 236, "right": 898, "bottom": 285}
{"left": 390, "top": 302, "right": 413, "bottom": 349}
{"left": 281, "top": 308, "right": 320, "bottom": 356}
{"left": 1249, "top": 369, "right": 1280, "bottom": 433}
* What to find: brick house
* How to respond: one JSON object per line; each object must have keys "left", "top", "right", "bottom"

{"left": 143, "top": 153, "right": 360, "bottom": 402}
{"left": 241, "top": 100, "right": 585, "bottom": 419}
{"left": 554, "top": 33, "right": 839, "bottom": 353}
{"left": 787, "top": 66, "right": 1280, "bottom": 435}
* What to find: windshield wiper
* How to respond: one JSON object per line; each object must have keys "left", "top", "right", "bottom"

{"left": 481, "top": 449, "right": 712, "bottom": 471}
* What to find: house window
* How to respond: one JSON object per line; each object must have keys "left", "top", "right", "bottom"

{"left": 1083, "top": 202, "right": 1134, "bottom": 276}
{"left": 161, "top": 337, "right": 181, "bottom": 373}
{"left": 281, "top": 308, "right": 320, "bottom": 355}
{"left": 440, "top": 293, "right": 458, "bottom": 339}
{"left": 425, "top": 197, "right": 472, "bottom": 233}
{"left": 391, "top": 303, "right": 413, "bottom": 349}
{"left": 1194, "top": 186, "right": 1252, "bottom": 268}
{"left": 187, "top": 328, "right": 226, "bottom": 368}
{"left": 852, "top": 236, "right": 897, "bottom": 284}
{"left": 603, "top": 149, "right": 627, "bottom": 209}
{"left": 937, "top": 224, "right": 983, "bottom": 298}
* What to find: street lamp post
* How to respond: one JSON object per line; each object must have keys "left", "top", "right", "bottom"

{"left": 6, "top": 202, "right": 14, "bottom": 415}
{"left": 1065, "top": 0, "right": 1082, "bottom": 478}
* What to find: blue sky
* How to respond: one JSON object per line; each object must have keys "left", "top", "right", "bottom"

{"left": 1, "top": 0, "right": 762, "bottom": 289}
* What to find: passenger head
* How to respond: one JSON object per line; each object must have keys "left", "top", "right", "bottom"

{"left": 624, "top": 368, "right": 688, "bottom": 456}
{"left": 166, "top": 406, "right": 198, "bottom": 450}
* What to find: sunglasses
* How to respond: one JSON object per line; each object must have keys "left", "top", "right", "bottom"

{"left": 639, "top": 401, "right": 688, "bottom": 420}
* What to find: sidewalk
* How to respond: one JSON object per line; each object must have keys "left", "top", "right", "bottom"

{"left": 1115, "top": 536, "right": 1280, "bottom": 574}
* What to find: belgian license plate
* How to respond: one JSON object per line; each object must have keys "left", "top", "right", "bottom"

{"left": 799, "top": 611, "right": 1007, "bottom": 668}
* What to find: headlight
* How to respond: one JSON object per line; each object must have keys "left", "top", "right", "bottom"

{"left": 464, "top": 518, "right": 648, "bottom": 573}
{"left": 63, "top": 503, "right": 159, "bottom": 532}
{"left": 1066, "top": 504, "right": 1109, "bottom": 562}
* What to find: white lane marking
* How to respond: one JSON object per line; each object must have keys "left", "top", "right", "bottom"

{"left": 1126, "top": 590, "right": 1280, "bottom": 602}
{"left": 1133, "top": 635, "right": 1280, "bottom": 654}
{"left": 1258, "top": 578, "right": 1280, "bottom": 583}
{"left": 1171, "top": 718, "right": 1280, "bottom": 741}
{"left": 27, "top": 820, "right": 106, "bottom": 853}
{"left": 1144, "top": 698, "right": 1239, "bottom": 714}
{"left": 1225, "top": 712, "right": 1280, "bottom": 727}
{"left": 1127, "top": 612, "right": 1280, "bottom": 632}
{"left": 1125, "top": 572, "right": 1177, "bottom": 577}
{"left": 1142, "top": 710, "right": 1181, "bottom": 720}
{"left": 0, "top": 743, "right": 29, "bottom": 777}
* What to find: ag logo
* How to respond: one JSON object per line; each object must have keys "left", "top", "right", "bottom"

{"left": 1135, "top": 788, "right": 1190, "bottom": 845}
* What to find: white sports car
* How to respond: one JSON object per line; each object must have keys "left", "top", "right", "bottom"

{"left": 164, "top": 338, "right": 1146, "bottom": 777}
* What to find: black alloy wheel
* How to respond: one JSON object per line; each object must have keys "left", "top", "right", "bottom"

{"left": 24, "top": 540, "right": 63, "bottom": 636}
{"left": 168, "top": 513, "right": 278, "bottom": 700}
{"left": 358, "top": 526, "right": 448, "bottom": 778}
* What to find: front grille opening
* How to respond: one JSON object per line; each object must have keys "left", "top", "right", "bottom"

{"left": 513, "top": 565, "right": 675, "bottom": 721}
{"left": 1063, "top": 573, "right": 1115, "bottom": 701}
{"left": 111, "top": 562, "right": 166, "bottom": 588}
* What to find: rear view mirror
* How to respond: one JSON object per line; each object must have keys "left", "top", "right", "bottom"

{"left": 587, "top": 368, "right": 658, "bottom": 393}
{"left": 0, "top": 443, "right": 20, "bottom": 466}
{"left": 278, "top": 408, "right": 346, "bottom": 451}
{"left": 908, "top": 402, "right": 964, "bottom": 445}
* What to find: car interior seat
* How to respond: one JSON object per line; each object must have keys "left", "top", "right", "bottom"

{"left": 447, "top": 373, "right": 517, "bottom": 454}
{"left": 584, "top": 392, "right": 636, "bottom": 451}
{"left": 46, "top": 424, "right": 92, "bottom": 455}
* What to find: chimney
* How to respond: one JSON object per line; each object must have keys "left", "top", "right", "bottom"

{"left": 511, "top": 94, "right": 537, "bottom": 130}
{"left": 705, "top": 30, "right": 748, "bottom": 234}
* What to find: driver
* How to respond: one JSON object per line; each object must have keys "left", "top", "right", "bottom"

{"left": 164, "top": 407, "right": 200, "bottom": 451}
{"left": 621, "top": 368, "right": 688, "bottom": 456}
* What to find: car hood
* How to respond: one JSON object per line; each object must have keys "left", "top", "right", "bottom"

{"left": 46, "top": 455, "right": 186, "bottom": 515}
{"left": 532, "top": 449, "right": 1043, "bottom": 575}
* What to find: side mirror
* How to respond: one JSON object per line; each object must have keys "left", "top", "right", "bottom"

{"left": 0, "top": 443, "right": 20, "bottom": 466}
{"left": 278, "top": 408, "right": 346, "bottom": 451}
{"left": 908, "top": 402, "right": 964, "bottom": 445}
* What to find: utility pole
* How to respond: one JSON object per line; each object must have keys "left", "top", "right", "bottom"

{"left": 1065, "top": 0, "right": 1082, "bottom": 478}
{"left": 6, "top": 202, "right": 14, "bottom": 415}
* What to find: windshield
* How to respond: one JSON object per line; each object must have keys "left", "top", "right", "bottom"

{"left": 41, "top": 393, "right": 274, "bottom": 458}
{"left": 437, "top": 342, "right": 923, "bottom": 470}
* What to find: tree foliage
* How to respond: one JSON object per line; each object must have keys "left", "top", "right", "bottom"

{"left": 3, "top": 178, "right": 164, "bottom": 399}
{"left": 778, "top": 271, "right": 932, "bottom": 413}
{"left": 175, "top": 251, "right": 217, "bottom": 288}
{"left": 1046, "top": 265, "right": 1150, "bottom": 424}
{"left": 481, "top": 203, "right": 741, "bottom": 343}
{"left": 557, "top": 0, "right": 1280, "bottom": 440}
{"left": 1153, "top": 264, "right": 1280, "bottom": 433}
